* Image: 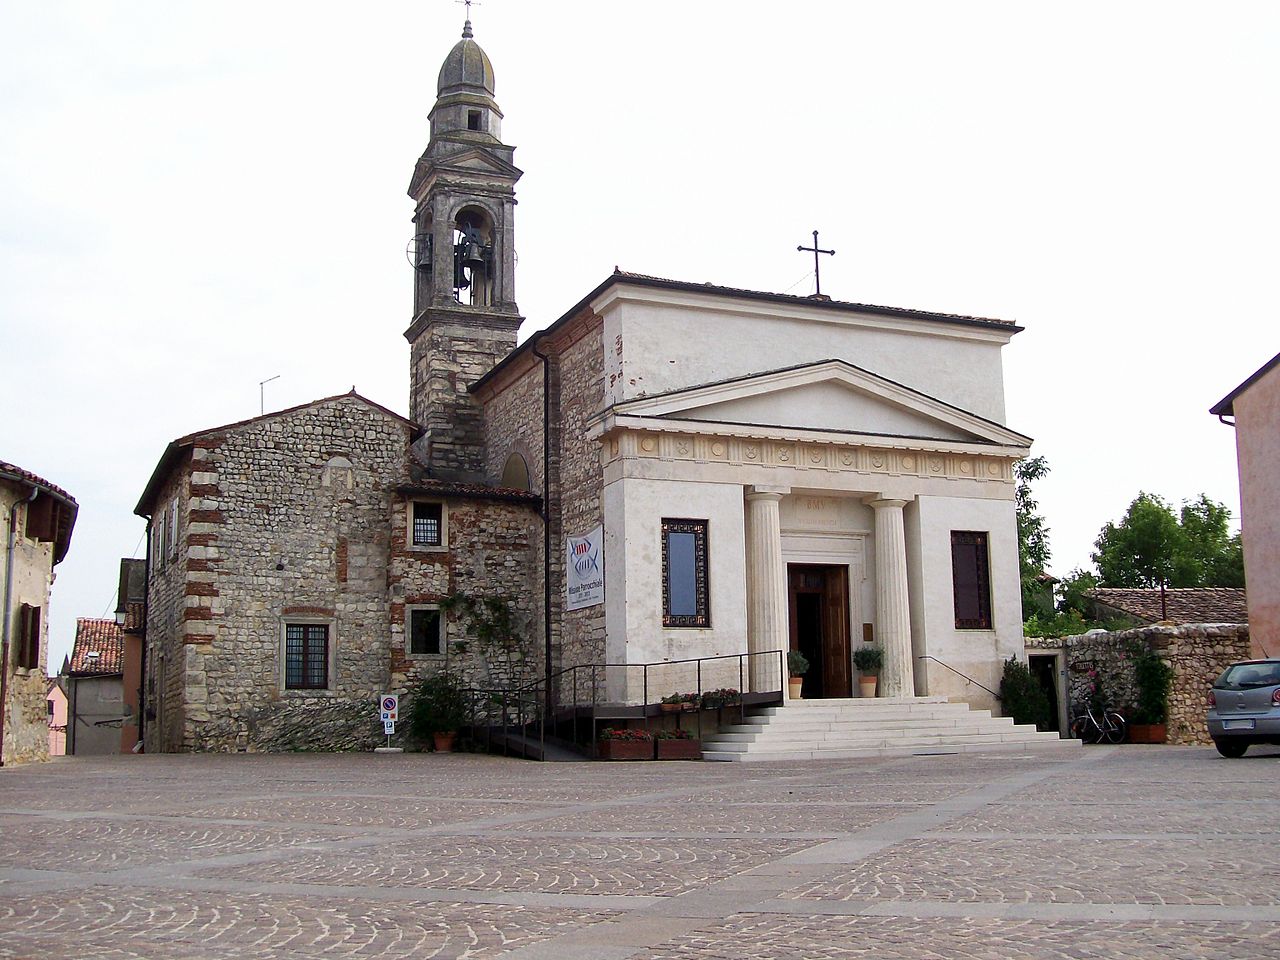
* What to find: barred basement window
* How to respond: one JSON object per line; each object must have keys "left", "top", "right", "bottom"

{"left": 951, "top": 530, "right": 993, "bottom": 630}
{"left": 411, "top": 501, "right": 445, "bottom": 548}
{"left": 284, "top": 623, "right": 329, "bottom": 689}
{"left": 407, "top": 606, "right": 443, "bottom": 656}
{"left": 662, "top": 519, "right": 709, "bottom": 628}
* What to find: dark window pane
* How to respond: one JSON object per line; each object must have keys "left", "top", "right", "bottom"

{"left": 666, "top": 532, "right": 698, "bottom": 616}
{"left": 662, "top": 519, "right": 709, "bottom": 627}
{"left": 413, "top": 502, "right": 442, "bottom": 546}
{"left": 285, "top": 624, "right": 304, "bottom": 688}
{"left": 409, "top": 609, "right": 441, "bottom": 655}
{"left": 951, "top": 531, "right": 992, "bottom": 629}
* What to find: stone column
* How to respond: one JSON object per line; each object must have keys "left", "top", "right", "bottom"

{"left": 868, "top": 497, "right": 915, "bottom": 699}
{"left": 745, "top": 486, "right": 788, "bottom": 695}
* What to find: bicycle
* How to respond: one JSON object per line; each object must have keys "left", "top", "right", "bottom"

{"left": 1070, "top": 703, "right": 1127, "bottom": 744}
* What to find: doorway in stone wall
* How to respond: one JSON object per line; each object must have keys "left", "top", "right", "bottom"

{"left": 787, "top": 564, "right": 852, "bottom": 698}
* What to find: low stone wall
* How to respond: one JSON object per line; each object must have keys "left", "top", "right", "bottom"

{"left": 1049, "top": 624, "right": 1251, "bottom": 745}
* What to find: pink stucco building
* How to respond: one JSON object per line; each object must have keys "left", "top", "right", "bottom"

{"left": 46, "top": 677, "right": 67, "bottom": 756}
{"left": 1213, "top": 352, "right": 1280, "bottom": 660}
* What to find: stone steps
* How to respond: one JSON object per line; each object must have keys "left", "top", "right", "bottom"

{"left": 701, "top": 697, "right": 1077, "bottom": 762}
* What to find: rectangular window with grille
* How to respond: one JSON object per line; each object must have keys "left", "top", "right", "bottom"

{"left": 951, "top": 531, "right": 993, "bottom": 629}
{"left": 662, "top": 518, "right": 710, "bottom": 627}
{"left": 407, "top": 607, "right": 442, "bottom": 656}
{"left": 412, "top": 502, "right": 443, "bottom": 547}
{"left": 284, "top": 623, "right": 329, "bottom": 689}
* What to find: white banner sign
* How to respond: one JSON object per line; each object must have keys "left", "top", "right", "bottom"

{"left": 566, "top": 525, "right": 604, "bottom": 611}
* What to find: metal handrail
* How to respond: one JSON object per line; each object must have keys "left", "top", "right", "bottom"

{"left": 917, "top": 655, "right": 1001, "bottom": 700}
{"left": 456, "top": 648, "right": 787, "bottom": 759}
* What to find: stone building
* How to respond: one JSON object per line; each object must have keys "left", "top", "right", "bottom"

{"left": 1213, "top": 351, "right": 1280, "bottom": 660}
{"left": 1, "top": 460, "right": 77, "bottom": 765}
{"left": 136, "top": 18, "right": 1038, "bottom": 752}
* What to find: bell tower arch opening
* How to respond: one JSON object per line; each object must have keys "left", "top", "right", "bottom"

{"left": 452, "top": 206, "right": 494, "bottom": 307}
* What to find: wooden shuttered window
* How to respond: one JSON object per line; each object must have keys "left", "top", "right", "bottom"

{"left": 16, "top": 604, "right": 41, "bottom": 669}
{"left": 25, "top": 495, "right": 56, "bottom": 542}
{"left": 951, "top": 531, "right": 992, "bottom": 630}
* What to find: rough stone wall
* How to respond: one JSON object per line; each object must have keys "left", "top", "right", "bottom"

{"left": 1059, "top": 624, "right": 1251, "bottom": 745}
{"left": 409, "top": 312, "right": 520, "bottom": 478}
{"left": 149, "top": 397, "right": 415, "bottom": 752}
{"left": 143, "top": 460, "right": 192, "bottom": 753}
{"left": 387, "top": 495, "right": 540, "bottom": 698}
{"left": 555, "top": 318, "right": 607, "bottom": 675}
{"left": 2, "top": 483, "right": 57, "bottom": 764}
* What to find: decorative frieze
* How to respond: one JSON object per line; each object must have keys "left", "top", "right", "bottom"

{"left": 604, "top": 428, "right": 1016, "bottom": 484}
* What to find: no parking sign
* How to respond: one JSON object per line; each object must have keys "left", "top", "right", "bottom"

{"left": 380, "top": 694, "right": 398, "bottom": 722}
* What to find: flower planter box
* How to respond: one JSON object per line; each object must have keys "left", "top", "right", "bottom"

{"left": 1128, "top": 723, "right": 1167, "bottom": 744}
{"left": 597, "top": 739, "right": 654, "bottom": 760}
{"left": 656, "top": 739, "right": 702, "bottom": 760}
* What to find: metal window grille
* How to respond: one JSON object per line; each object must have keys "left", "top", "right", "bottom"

{"left": 412, "top": 502, "right": 442, "bottom": 546}
{"left": 285, "top": 624, "right": 329, "bottom": 689}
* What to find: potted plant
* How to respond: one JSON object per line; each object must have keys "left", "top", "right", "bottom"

{"left": 597, "top": 727, "right": 654, "bottom": 760}
{"left": 655, "top": 727, "right": 701, "bottom": 760}
{"left": 408, "top": 671, "right": 469, "bottom": 752}
{"left": 853, "top": 646, "right": 883, "bottom": 698}
{"left": 1130, "top": 648, "right": 1173, "bottom": 743}
{"left": 660, "top": 692, "right": 699, "bottom": 713}
{"left": 787, "top": 650, "right": 810, "bottom": 700}
{"left": 700, "top": 688, "right": 741, "bottom": 711}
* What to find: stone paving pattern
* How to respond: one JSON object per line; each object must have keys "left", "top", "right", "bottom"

{"left": 1, "top": 745, "right": 1279, "bottom": 958}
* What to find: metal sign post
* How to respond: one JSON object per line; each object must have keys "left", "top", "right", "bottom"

{"left": 376, "top": 694, "right": 401, "bottom": 754}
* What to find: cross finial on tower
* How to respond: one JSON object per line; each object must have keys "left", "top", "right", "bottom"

{"left": 796, "top": 230, "right": 836, "bottom": 297}
{"left": 457, "top": 0, "right": 480, "bottom": 36}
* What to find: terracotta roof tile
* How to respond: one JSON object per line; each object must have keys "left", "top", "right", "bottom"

{"left": 1086, "top": 587, "right": 1248, "bottom": 625}
{"left": 69, "top": 618, "right": 124, "bottom": 675}
{"left": 0, "top": 461, "right": 76, "bottom": 505}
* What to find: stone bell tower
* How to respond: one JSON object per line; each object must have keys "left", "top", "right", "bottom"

{"left": 405, "top": 16, "right": 523, "bottom": 479}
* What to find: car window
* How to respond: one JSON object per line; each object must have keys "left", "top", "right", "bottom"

{"left": 1218, "top": 663, "right": 1280, "bottom": 689}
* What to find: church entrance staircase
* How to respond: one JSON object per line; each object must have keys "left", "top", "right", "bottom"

{"left": 700, "top": 696, "right": 1078, "bottom": 761}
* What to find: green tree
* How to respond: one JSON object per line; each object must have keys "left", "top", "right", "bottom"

{"left": 1093, "top": 492, "right": 1181, "bottom": 588}
{"left": 1014, "top": 456, "right": 1052, "bottom": 616}
{"left": 1092, "top": 492, "right": 1243, "bottom": 588}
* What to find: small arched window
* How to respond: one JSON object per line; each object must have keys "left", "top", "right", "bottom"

{"left": 501, "top": 453, "right": 530, "bottom": 491}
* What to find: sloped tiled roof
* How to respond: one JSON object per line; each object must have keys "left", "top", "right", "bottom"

{"left": 1087, "top": 587, "right": 1248, "bottom": 625}
{"left": 69, "top": 618, "right": 124, "bottom": 676}
{"left": 0, "top": 460, "right": 79, "bottom": 563}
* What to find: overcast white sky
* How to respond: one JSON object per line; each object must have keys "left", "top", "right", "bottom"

{"left": 2, "top": 1, "right": 1276, "bottom": 670}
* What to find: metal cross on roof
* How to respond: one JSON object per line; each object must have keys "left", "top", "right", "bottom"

{"left": 797, "top": 230, "right": 835, "bottom": 297}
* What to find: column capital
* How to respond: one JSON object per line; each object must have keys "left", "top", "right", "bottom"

{"left": 746, "top": 485, "right": 790, "bottom": 501}
{"left": 864, "top": 496, "right": 910, "bottom": 510}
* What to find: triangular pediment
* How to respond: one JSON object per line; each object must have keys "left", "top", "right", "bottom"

{"left": 613, "top": 360, "right": 1031, "bottom": 447}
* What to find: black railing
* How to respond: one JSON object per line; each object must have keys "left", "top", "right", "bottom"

{"left": 460, "top": 649, "right": 787, "bottom": 760}
{"left": 917, "top": 655, "right": 1001, "bottom": 700}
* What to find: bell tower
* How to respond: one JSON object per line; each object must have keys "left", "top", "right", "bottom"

{"left": 405, "top": 16, "right": 523, "bottom": 479}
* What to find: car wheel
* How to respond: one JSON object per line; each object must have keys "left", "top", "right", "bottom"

{"left": 1214, "top": 739, "right": 1249, "bottom": 758}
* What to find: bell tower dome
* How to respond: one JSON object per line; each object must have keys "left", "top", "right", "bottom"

{"left": 405, "top": 16, "right": 523, "bottom": 479}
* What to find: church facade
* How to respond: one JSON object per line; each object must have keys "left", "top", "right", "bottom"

{"left": 136, "top": 20, "right": 1032, "bottom": 752}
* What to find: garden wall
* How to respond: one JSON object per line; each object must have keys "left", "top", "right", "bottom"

{"left": 1037, "top": 624, "right": 1251, "bottom": 745}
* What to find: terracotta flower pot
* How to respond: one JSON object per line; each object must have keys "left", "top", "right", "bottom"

{"left": 433, "top": 732, "right": 457, "bottom": 753}
{"left": 788, "top": 677, "right": 804, "bottom": 700}
{"left": 1129, "top": 723, "right": 1167, "bottom": 744}
{"left": 660, "top": 702, "right": 683, "bottom": 714}
{"left": 859, "top": 675, "right": 877, "bottom": 698}
{"left": 656, "top": 739, "right": 702, "bottom": 760}
{"left": 597, "top": 739, "right": 653, "bottom": 760}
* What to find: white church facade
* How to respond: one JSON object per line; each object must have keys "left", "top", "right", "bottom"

{"left": 135, "top": 17, "right": 1037, "bottom": 753}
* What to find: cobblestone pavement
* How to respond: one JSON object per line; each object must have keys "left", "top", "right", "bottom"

{"left": 2, "top": 745, "right": 1279, "bottom": 958}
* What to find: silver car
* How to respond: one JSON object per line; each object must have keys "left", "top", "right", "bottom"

{"left": 1208, "top": 659, "right": 1280, "bottom": 757}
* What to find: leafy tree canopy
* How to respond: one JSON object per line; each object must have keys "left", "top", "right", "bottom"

{"left": 1014, "top": 456, "right": 1052, "bottom": 615}
{"left": 1091, "top": 492, "right": 1243, "bottom": 588}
